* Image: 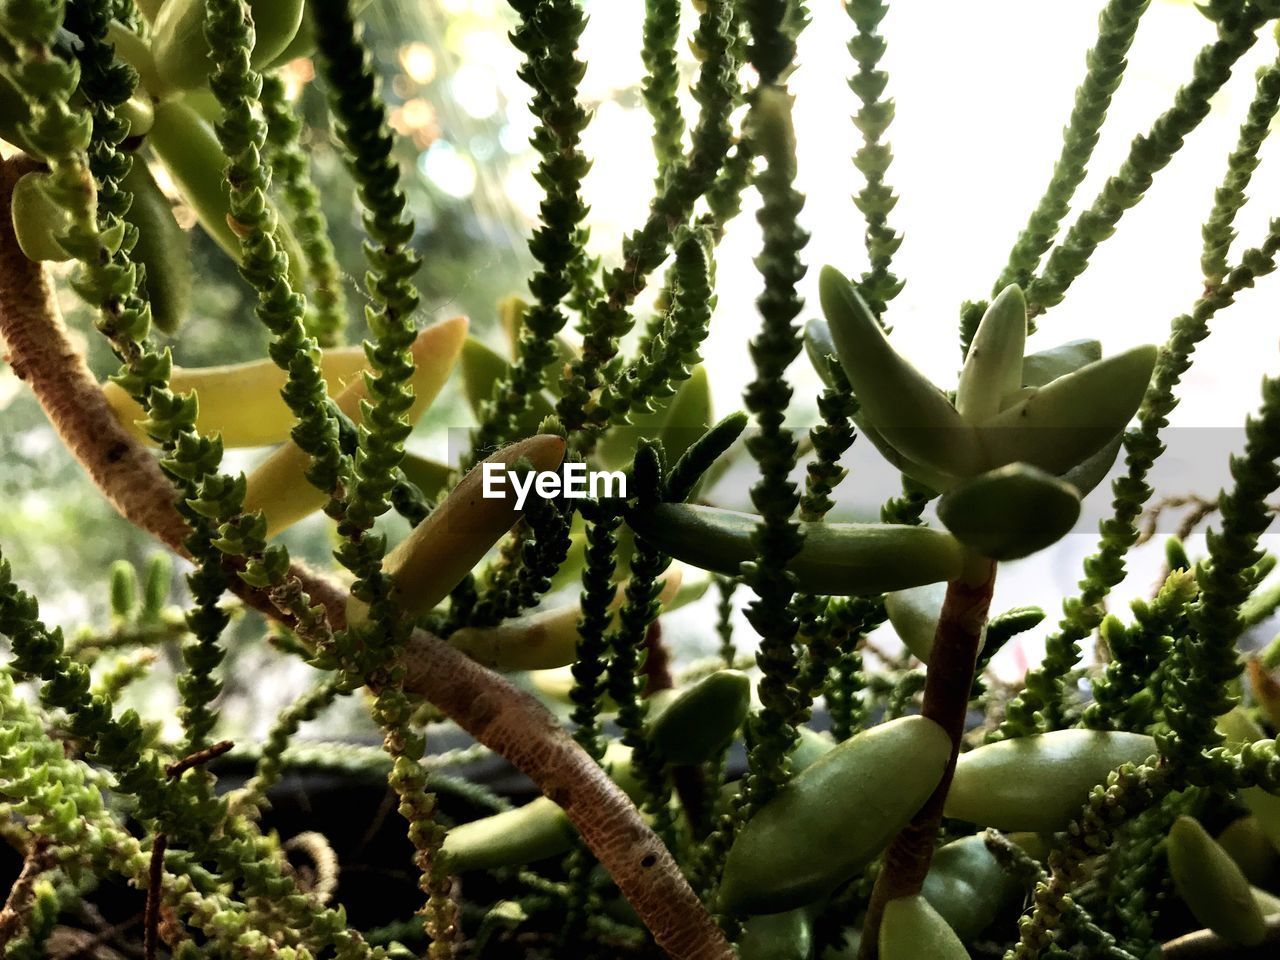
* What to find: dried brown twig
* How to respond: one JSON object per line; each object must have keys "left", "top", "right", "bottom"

{"left": 0, "top": 835, "right": 56, "bottom": 948}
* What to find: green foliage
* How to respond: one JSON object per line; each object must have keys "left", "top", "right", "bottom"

{"left": 468, "top": 0, "right": 589, "bottom": 463}
{"left": 558, "top": 0, "right": 736, "bottom": 442}
{"left": 1024, "top": 5, "right": 1269, "bottom": 318}
{"left": 963, "top": 0, "right": 1150, "bottom": 350}
{"left": 6, "top": 1, "right": 1280, "bottom": 958}
{"left": 737, "top": 82, "right": 809, "bottom": 815}
{"left": 1201, "top": 50, "right": 1280, "bottom": 285}
{"left": 642, "top": 0, "right": 684, "bottom": 176}
{"left": 261, "top": 72, "right": 348, "bottom": 348}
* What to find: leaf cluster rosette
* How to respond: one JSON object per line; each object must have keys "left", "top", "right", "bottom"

{"left": 812, "top": 267, "right": 1157, "bottom": 559}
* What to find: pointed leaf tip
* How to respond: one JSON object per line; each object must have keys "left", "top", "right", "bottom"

{"left": 957, "top": 285, "right": 1026, "bottom": 424}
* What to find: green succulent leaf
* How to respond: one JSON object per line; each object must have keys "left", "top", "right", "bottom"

{"left": 646, "top": 669, "right": 750, "bottom": 765}
{"left": 956, "top": 284, "right": 1026, "bottom": 423}
{"left": 879, "top": 894, "right": 969, "bottom": 960}
{"left": 819, "top": 265, "right": 982, "bottom": 479}
{"left": 884, "top": 581, "right": 948, "bottom": 662}
{"left": 719, "top": 716, "right": 951, "bottom": 914}
{"left": 937, "top": 463, "right": 1082, "bottom": 561}
{"left": 627, "top": 503, "right": 966, "bottom": 595}
{"left": 944, "top": 730, "right": 1156, "bottom": 831}
{"left": 1168, "top": 815, "right": 1267, "bottom": 947}
{"left": 1020, "top": 338, "right": 1102, "bottom": 389}
{"left": 975, "top": 343, "right": 1158, "bottom": 475}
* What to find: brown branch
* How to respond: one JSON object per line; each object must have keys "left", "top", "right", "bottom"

{"left": 0, "top": 836, "right": 55, "bottom": 948}
{"left": 0, "top": 158, "right": 191, "bottom": 554}
{"left": 0, "top": 157, "right": 730, "bottom": 960}
{"left": 1162, "top": 916, "right": 1280, "bottom": 958}
{"left": 143, "top": 833, "right": 167, "bottom": 960}
{"left": 641, "top": 619, "right": 674, "bottom": 697}
{"left": 165, "top": 740, "right": 234, "bottom": 779}
{"left": 859, "top": 555, "right": 998, "bottom": 959}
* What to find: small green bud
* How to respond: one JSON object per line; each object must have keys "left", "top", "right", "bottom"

{"left": 109, "top": 561, "right": 138, "bottom": 621}
{"left": 141, "top": 553, "right": 172, "bottom": 622}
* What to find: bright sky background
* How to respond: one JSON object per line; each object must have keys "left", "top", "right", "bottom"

{"left": 530, "top": 0, "right": 1280, "bottom": 675}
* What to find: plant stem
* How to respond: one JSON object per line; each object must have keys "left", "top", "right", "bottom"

{"left": 0, "top": 835, "right": 54, "bottom": 948}
{"left": 0, "top": 158, "right": 730, "bottom": 957}
{"left": 1161, "top": 916, "right": 1280, "bottom": 958}
{"left": 858, "top": 552, "right": 997, "bottom": 958}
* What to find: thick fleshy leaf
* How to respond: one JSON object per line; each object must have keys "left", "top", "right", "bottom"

{"left": 1020, "top": 339, "right": 1102, "bottom": 389}
{"left": 152, "top": 0, "right": 304, "bottom": 91}
{"left": 460, "top": 335, "right": 555, "bottom": 436}
{"left": 921, "top": 834, "right": 1045, "bottom": 941}
{"left": 355, "top": 433, "right": 566, "bottom": 622}
{"left": 937, "top": 463, "right": 1081, "bottom": 560}
{"left": 819, "top": 266, "right": 982, "bottom": 479}
{"left": 956, "top": 285, "right": 1026, "bottom": 423}
{"left": 1169, "top": 816, "right": 1267, "bottom": 946}
{"left": 628, "top": 503, "right": 966, "bottom": 596}
{"left": 740, "top": 910, "right": 812, "bottom": 960}
{"left": 149, "top": 100, "right": 307, "bottom": 291}
{"left": 105, "top": 345, "right": 372, "bottom": 447}
{"left": 976, "top": 344, "right": 1157, "bottom": 475}
{"left": 885, "top": 582, "right": 947, "bottom": 661}
{"left": 719, "top": 717, "right": 951, "bottom": 913}
{"left": 879, "top": 895, "right": 968, "bottom": 960}
{"left": 243, "top": 317, "right": 469, "bottom": 538}
{"left": 442, "top": 743, "right": 635, "bottom": 872}
{"left": 447, "top": 572, "right": 683, "bottom": 672}
{"left": 945, "top": 730, "right": 1156, "bottom": 831}
{"left": 647, "top": 669, "right": 750, "bottom": 765}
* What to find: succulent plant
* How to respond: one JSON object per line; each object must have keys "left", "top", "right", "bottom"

{"left": 2, "top": 1, "right": 1280, "bottom": 959}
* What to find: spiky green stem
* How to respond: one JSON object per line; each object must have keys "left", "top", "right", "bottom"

{"left": 261, "top": 72, "right": 349, "bottom": 347}
{"left": 995, "top": 218, "right": 1280, "bottom": 739}
{"left": 1022, "top": 6, "right": 1266, "bottom": 321}
{"left": 846, "top": 0, "right": 903, "bottom": 317}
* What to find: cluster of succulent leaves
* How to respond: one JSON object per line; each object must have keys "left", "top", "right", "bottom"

{"left": 6, "top": 0, "right": 1280, "bottom": 959}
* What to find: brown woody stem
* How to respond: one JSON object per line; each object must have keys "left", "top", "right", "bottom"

{"left": 1161, "top": 917, "right": 1280, "bottom": 958}
{"left": 143, "top": 832, "right": 167, "bottom": 960}
{"left": 0, "top": 835, "right": 55, "bottom": 948}
{"left": 858, "top": 552, "right": 997, "bottom": 958}
{"left": 0, "top": 157, "right": 731, "bottom": 960}
{"left": 165, "top": 740, "right": 235, "bottom": 779}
